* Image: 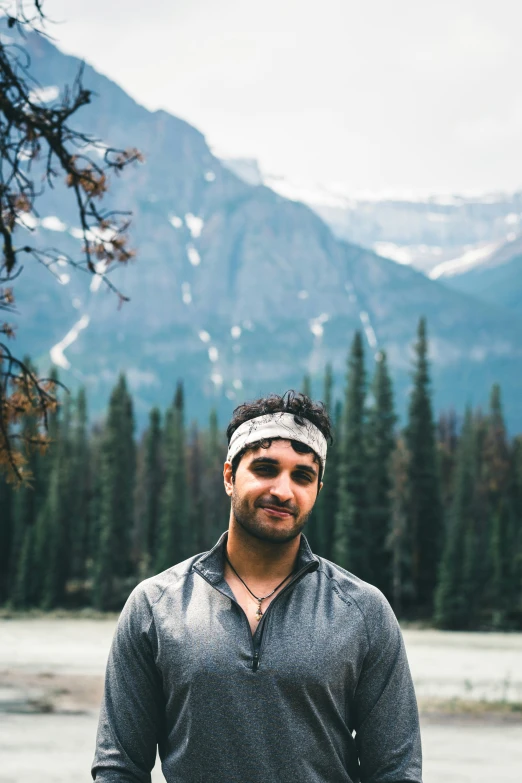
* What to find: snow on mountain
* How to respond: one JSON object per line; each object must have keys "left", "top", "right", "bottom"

{"left": 50, "top": 314, "right": 90, "bottom": 370}
{"left": 429, "top": 242, "right": 504, "bottom": 280}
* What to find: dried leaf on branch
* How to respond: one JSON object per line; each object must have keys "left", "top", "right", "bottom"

{"left": 0, "top": 1, "right": 143, "bottom": 483}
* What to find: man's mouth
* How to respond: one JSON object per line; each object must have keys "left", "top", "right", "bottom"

{"left": 260, "top": 505, "right": 295, "bottom": 518}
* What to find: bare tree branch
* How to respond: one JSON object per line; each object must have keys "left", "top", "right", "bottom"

{"left": 0, "top": 1, "right": 143, "bottom": 482}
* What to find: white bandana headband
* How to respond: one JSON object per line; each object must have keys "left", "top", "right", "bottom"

{"left": 226, "top": 412, "right": 327, "bottom": 473}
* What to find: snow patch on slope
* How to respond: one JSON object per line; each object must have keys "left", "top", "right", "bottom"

{"left": 50, "top": 314, "right": 90, "bottom": 370}
{"left": 373, "top": 242, "right": 413, "bottom": 265}
{"left": 90, "top": 261, "right": 108, "bottom": 293}
{"left": 359, "top": 311, "right": 378, "bottom": 348}
{"left": 185, "top": 213, "right": 204, "bottom": 238}
{"left": 187, "top": 245, "right": 201, "bottom": 266}
{"left": 429, "top": 242, "right": 502, "bottom": 280}
{"left": 309, "top": 313, "right": 329, "bottom": 338}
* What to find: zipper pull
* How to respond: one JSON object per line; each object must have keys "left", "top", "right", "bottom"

{"left": 252, "top": 651, "right": 260, "bottom": 672}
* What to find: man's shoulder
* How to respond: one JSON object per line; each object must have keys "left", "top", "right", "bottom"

{"left": 125, "top": 551, "right": 208, "bottom": 615}
{"left": 315, "top": 556, "right": 394, "bottom": 624}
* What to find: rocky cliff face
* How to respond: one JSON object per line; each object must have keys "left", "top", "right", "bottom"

{"left": 256, "top": 165, "right": 522, "bottom": 304}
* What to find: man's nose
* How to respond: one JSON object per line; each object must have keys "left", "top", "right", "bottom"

{"left": 269, "top": 473, "right": 294, "bottom": 503}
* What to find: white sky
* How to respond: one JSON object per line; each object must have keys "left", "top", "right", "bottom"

{"left": 38, "top": 0, "right": 522, "bottom": 195}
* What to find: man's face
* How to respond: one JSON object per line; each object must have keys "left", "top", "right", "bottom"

{"left": 224, "top": 439, "right": 322, "bottom": 544}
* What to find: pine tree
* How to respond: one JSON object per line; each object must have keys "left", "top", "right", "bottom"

{"left": 69, "top": 388, "right": 91, "bottom": 584}
{"left": 9, "top": 412, "right": 39, "bottom": 572}
{"left": 87, "top": 423, "right": 104, "bottom": 578}
{"left": 93, "top": 374, "right": 135, "bottom": 610}
{"left": 142, "top": 407, "right": 162, "bottom": 564}
{"left": 203, "top": 408, "right": 228, "bottom": 547}
{"left": 323, "top": 363, "right": 333, "bottom": 415}
{"left": 389, "top": 437, "right": 411, "bottom": 617}
{"left": 491, "top": 498, "right": 513, "bottom": 627}
{"left": 9, "top": 358, "right": 47, "bottom": 606}
{"left": 309, "top": 364, "right": 334, "bottom": 556}
{"left": 301, "top": 373, "right": 312, "bottom": 399}
{"left": 174, "top": 384, "right": 192, "bottom": 559}
{"left": 321, "top": 399, "right": 341, "bottom": 561}
{"left": 188, "top": 422, "right": 206, "bottom": 552}
{"left": 303, "top": 365, "right": 325, "bottom": 552}
{"left": 27, "top": 366, "right": 62, "bottom": 607}
{"left": 40, "top": 393, "right": 74, "bottom": 609}
{"left": 483, "top": 385, "right": 512, "bottom": 626}
{"left": 460, "top": 411, "right": 490, "bottom": 626}
{"left": 510, "top": 436, "right": 522, "bottom": 627}
{"left": 0, "top": 475, "right": 13, "bottom": 603}
{"left": 38, "top": 366, "right": 61, "bottom": 488}
{"left": 156, "top": 383, "right": 188, "bottom": 572}
{"left": 366, "top": 350, "right": 396, "bottom": 598}
{"left": 437, "top": 409, "right": 459, "bottom": 558}
{"left": 434, "top": 408, "right": 475, "bottom": 628}
{"left": 333, "top": 332, "right": 370, "bottom": 578}
{"left": 405, "top": 318, "right": 443, "bottom": 612}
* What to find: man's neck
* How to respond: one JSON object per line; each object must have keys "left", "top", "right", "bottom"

{"left": 225, "top": 519, "right": 301, "bottom": 584}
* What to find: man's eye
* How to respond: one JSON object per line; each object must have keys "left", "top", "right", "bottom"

{"left": 295, "top": 473, "right": 313, "bottom": 483}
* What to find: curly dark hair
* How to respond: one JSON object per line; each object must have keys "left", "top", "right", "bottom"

{"left": 226, "top": 390, "right": 333, "bottom": 484}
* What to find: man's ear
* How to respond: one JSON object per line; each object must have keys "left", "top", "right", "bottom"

{"left": 318, "top": 480, "right": 323, "bottom": 496}
{"left": 223, "top": 461, "right": 234, "bottom": 497}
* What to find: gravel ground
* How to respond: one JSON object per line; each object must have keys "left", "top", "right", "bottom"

{"left": 0, "top": 710, "right": 521, "bottom": 783}
{"left": 1, "top": 618, "right": 521, "bottom": 782}
{"left": 404, "top": 628, "right": 522, "bottom": 703}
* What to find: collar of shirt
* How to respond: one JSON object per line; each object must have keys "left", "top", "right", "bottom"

{"left": 192, "top": 529, "right": 320, "bottom": 585}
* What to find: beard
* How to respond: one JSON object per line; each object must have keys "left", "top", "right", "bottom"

{"left": 231, "top": 490, "right": 311, "bottom": 544}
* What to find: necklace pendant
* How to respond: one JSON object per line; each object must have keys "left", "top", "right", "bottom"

{"left": 255, "top": 602, "right": 263, "bottom": 621}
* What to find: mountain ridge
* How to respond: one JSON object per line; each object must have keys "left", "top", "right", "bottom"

{"left": 222, "top": 157, "right": 522, "bottom": 298}
{"left": 4, "top": 25, "right": 522, "bottom": 429}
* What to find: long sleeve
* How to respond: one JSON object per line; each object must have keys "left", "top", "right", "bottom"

{"left": 352, "top": 592, "right": 423, "bottom": 783}
{"left": 92, "top": 585, "right": 165, "bottom": 782}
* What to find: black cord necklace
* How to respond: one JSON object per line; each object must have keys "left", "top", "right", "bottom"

{"left": 225, "top": 552, "right": 294, "bottom": 622}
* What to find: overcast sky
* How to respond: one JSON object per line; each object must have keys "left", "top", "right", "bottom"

{"left": 40, "top": 0, "right": 522, "bottom": 196}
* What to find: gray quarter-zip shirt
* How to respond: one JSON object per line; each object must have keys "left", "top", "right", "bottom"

{"left": 92, "top": 531, "right": 422, "bottom": 783}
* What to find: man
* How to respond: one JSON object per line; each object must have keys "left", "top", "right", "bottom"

{"left": 92, "top": 391, "right": 422, "bottom": 783}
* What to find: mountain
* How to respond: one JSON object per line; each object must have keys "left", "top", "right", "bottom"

{"left": 226, "top": 160, "right": 522, "bottom": 313}
{"left": 439, "top": 236, "right": 522, "bottom": 310}
{"left": 4, "top": 26, "right": 522, "bottom": 430}
{"left": 228, "top": 159, "right": 521, "bottom": 284}
{"left": 313, "top": 190, "right": 522, "bottom": 279}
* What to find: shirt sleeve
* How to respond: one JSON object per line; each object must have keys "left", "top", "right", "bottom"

{"left": 91, "top": 585, "right": 165, "bottom": 782}
{"left": 352, "top": 591, "right": 423, "bottom": 783}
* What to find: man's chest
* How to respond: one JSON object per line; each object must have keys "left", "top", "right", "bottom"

{"left": 240, "top": 599, "right": 272, "bottom": 636}
{"left": 153, "top": 574, "right": 366, "bottom": 702}
{"left": 224, "top": 573, "right": 285, "bottom": 636}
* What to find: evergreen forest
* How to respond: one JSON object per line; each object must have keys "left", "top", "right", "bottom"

{"left": 1, "top": 318, "right": 521, "bottom": 631}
